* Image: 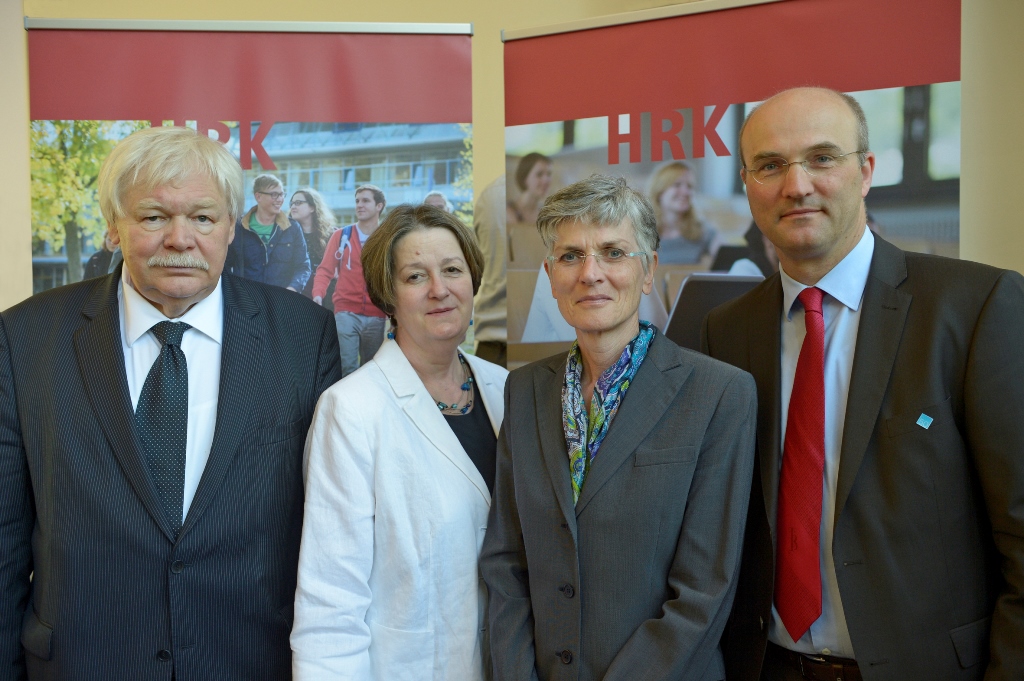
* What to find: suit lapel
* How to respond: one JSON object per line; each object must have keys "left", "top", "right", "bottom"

{"left": 575, "top": 334, "right": 693, "bottom": 517}
{"left": 748, "top": 279, "right": 783, "bottom": 540}
{"left": 74, "top": 273, "right": 177, "bottom": 541}
{"left": 378, "top": 341, "right": 490, "bottom": 503}
{"left": 534, "top": 354, "right": 577, "bottom": 532}
{"left": 834, "top": 238, "right": 910, "bottom": 527}
{"left": 181, "top": 277, "right": 263, "bottom": 537}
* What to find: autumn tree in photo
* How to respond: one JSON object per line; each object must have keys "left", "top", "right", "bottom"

{"left": 30, "top": 120, "right": 146, "bottom": 284}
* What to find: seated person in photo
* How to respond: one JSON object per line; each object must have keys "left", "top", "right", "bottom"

{"left": 728, "top": 221, "right": 780, "bottom": 277}
{"left": 648, "top": 160, "right": 718, "bottom": 264}
{"left": 507, "top": 152, "right": 552, "bottom": 226}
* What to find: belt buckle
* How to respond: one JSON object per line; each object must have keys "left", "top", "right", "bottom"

{"left": 798, "top": 653, "right": 828, "bottom": 681}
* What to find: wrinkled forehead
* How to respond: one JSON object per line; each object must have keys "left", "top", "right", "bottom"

{"left": 553, "top": 218, "right": 637, "bottom": 248}
{"left": 743, "top": 90, "right": 860, "bottom": 158}
{"left": 125, "top": 173, "right": 228, "bottom": 212}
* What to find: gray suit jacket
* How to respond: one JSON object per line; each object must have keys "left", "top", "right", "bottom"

{"left": 480, "top": 332, "right": 757, "bottom": 681}
{"left": 702, "top": 236, "right": 1024, "bottom": 681}
{"left": 0, "top": 271, "right": 342, "bottom": 681}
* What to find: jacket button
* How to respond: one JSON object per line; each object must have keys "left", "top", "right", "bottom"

{"left": 157, "top": 649, "right": 172, "bottom": 662}
{"left": 171, "top": 560, "right": 185, "bottom": 574}
{"left": 560, "top": 650, "right": 573, "bottom": 664}
{"left": 560, "top": 584, "right": 575, "bottom": 598}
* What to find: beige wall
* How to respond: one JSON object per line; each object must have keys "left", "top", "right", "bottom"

{"left": 3, "top": 0, "right": 1022, "bottom": 310}
{"left": 960, "top": 0, "right": 1024, "bottom": 271}
{"left": 1, "top": 0, "right": 32, "bottom": 306}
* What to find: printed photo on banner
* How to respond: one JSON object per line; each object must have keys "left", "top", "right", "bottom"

{"left": 29, "top": 120, "right": 473, "bottom": 296}
{"left": 506, "top": 83, "right": 960, "bottom": 350}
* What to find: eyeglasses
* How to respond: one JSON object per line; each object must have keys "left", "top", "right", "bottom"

{"left": 289, "top": 199, "right": 308, "bottom": 206}
{"left": 257, "top": 191, "right": 285, "bottom": 200}
{"left": 744, "top": 150, "right": 867, "bottom": 185}
{"left": 547, "top": 247, "right": 648, "bottom": 270}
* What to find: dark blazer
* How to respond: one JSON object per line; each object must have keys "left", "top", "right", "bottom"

{"left": 480, "top": 332, "right": 757, "bottom": 681}
{"left": 228, "top": 209, "right": 311, "bottom": 291}
{"left": 0, "top": 271, "right": 342, "bottom": 681}
{"left": 702, "top": 236, "right": 1024, "bottom": 681}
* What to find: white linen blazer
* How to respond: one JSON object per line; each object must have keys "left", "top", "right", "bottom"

{"left": 291, "top": 339, "right": 508, "bottom": 680}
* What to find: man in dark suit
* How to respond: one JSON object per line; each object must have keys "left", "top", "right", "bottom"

{"left": 0, "top": 126, "right": 342, "bottom": 680}
{"left": 702, "top": 87, "right": 1024, "bottom": 680}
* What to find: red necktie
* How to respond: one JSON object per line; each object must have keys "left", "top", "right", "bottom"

{"left": 775, "top": 286, "right": 825, "bottom": 642}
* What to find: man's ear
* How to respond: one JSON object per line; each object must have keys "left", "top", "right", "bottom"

{"left": 107, "top": 221, "right": 121, "bottom": 247}
{"left": 860, "top": 151, "right": 876, "bottom": 198}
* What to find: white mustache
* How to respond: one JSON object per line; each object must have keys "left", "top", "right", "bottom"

{"left": 147, "top": 253, "right": 210, "bottom": 270}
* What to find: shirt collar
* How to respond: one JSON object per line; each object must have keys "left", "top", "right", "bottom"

{"left": 780, "top": 227, "right": 875, "bottom": 320}
{"left": 120, "top": 264, "right": 224, "bottom": 347}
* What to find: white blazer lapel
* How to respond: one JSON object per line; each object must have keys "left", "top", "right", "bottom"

{"left": 374, "top": 340, "right": 491, "bottom": 503}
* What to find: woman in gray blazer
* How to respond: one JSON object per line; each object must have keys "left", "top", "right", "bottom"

{"left": 292, "top": 205, "right": 508, "bottom": 680}
{"left": 480, "top": 175, "right": 757, "bottom": 681}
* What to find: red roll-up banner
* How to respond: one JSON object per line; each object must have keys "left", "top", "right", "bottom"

{"left": 27, "top": 25, "right": 473, "bottom": 293}
{"left": 503, "top": 0, "right": 961, "bottom": 359}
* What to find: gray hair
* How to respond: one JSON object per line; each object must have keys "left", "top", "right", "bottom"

{"left": 738, "top": 87, "right": 870, "bottom": 166}
{"left": 98, "top": 126, "right": 244, "bottom": 225}
{"left": 537, "top": 174, "right": 659, "bottom": 271}
{"left": 423, "top": 190, "right": 453, "bottom": 212}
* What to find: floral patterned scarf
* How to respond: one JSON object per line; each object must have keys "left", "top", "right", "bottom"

{"left": 563, "top": 321, "right": 656, "bottom": 504}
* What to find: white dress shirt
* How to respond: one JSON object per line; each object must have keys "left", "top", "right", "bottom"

{"left": 118, "top": 267, "right": 223, "bottom": 522}
{"left": 770, "top": 227, "right": 875, "bottom": 658}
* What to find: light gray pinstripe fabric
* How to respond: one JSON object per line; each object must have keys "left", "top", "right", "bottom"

{"left": 0, "top": 270, "right": 342, "bottom": 681}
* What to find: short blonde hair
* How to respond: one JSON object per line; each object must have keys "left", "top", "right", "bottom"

{"left": 361, "top": 204, "right": 483, "bottom": 317}
{"left": 98, "top": 126, "right": 244, "bottom": 225}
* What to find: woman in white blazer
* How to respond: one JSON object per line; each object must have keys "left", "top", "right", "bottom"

{"left": 291, "top": 204, "right": 508, "bottom": 680}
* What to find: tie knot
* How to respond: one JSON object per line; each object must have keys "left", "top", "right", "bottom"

{"left": 151, "top": 321, "right": 191, "bottom": 347}
{"left": 798, "top": 287, "right": 824, "bottom": 316}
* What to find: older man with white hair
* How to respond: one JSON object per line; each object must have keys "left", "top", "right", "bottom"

{"left": 0, "top": 125, "right": 341, "bottom": 681}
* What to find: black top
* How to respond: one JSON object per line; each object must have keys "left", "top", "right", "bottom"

{"left": 444, "top": 384, "right": 497, "bottom": 494}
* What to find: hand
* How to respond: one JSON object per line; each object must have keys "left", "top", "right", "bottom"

{"left": 314, "top": 296, "right": 323, "bottom": 305}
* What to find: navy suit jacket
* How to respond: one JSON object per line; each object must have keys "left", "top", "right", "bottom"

{"left": 0, "top": 271, "right": 341, "bottom": 681}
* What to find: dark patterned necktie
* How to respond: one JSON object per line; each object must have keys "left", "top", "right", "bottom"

{"left": 136, "top": 321, "right": 191, "bottom": 536}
